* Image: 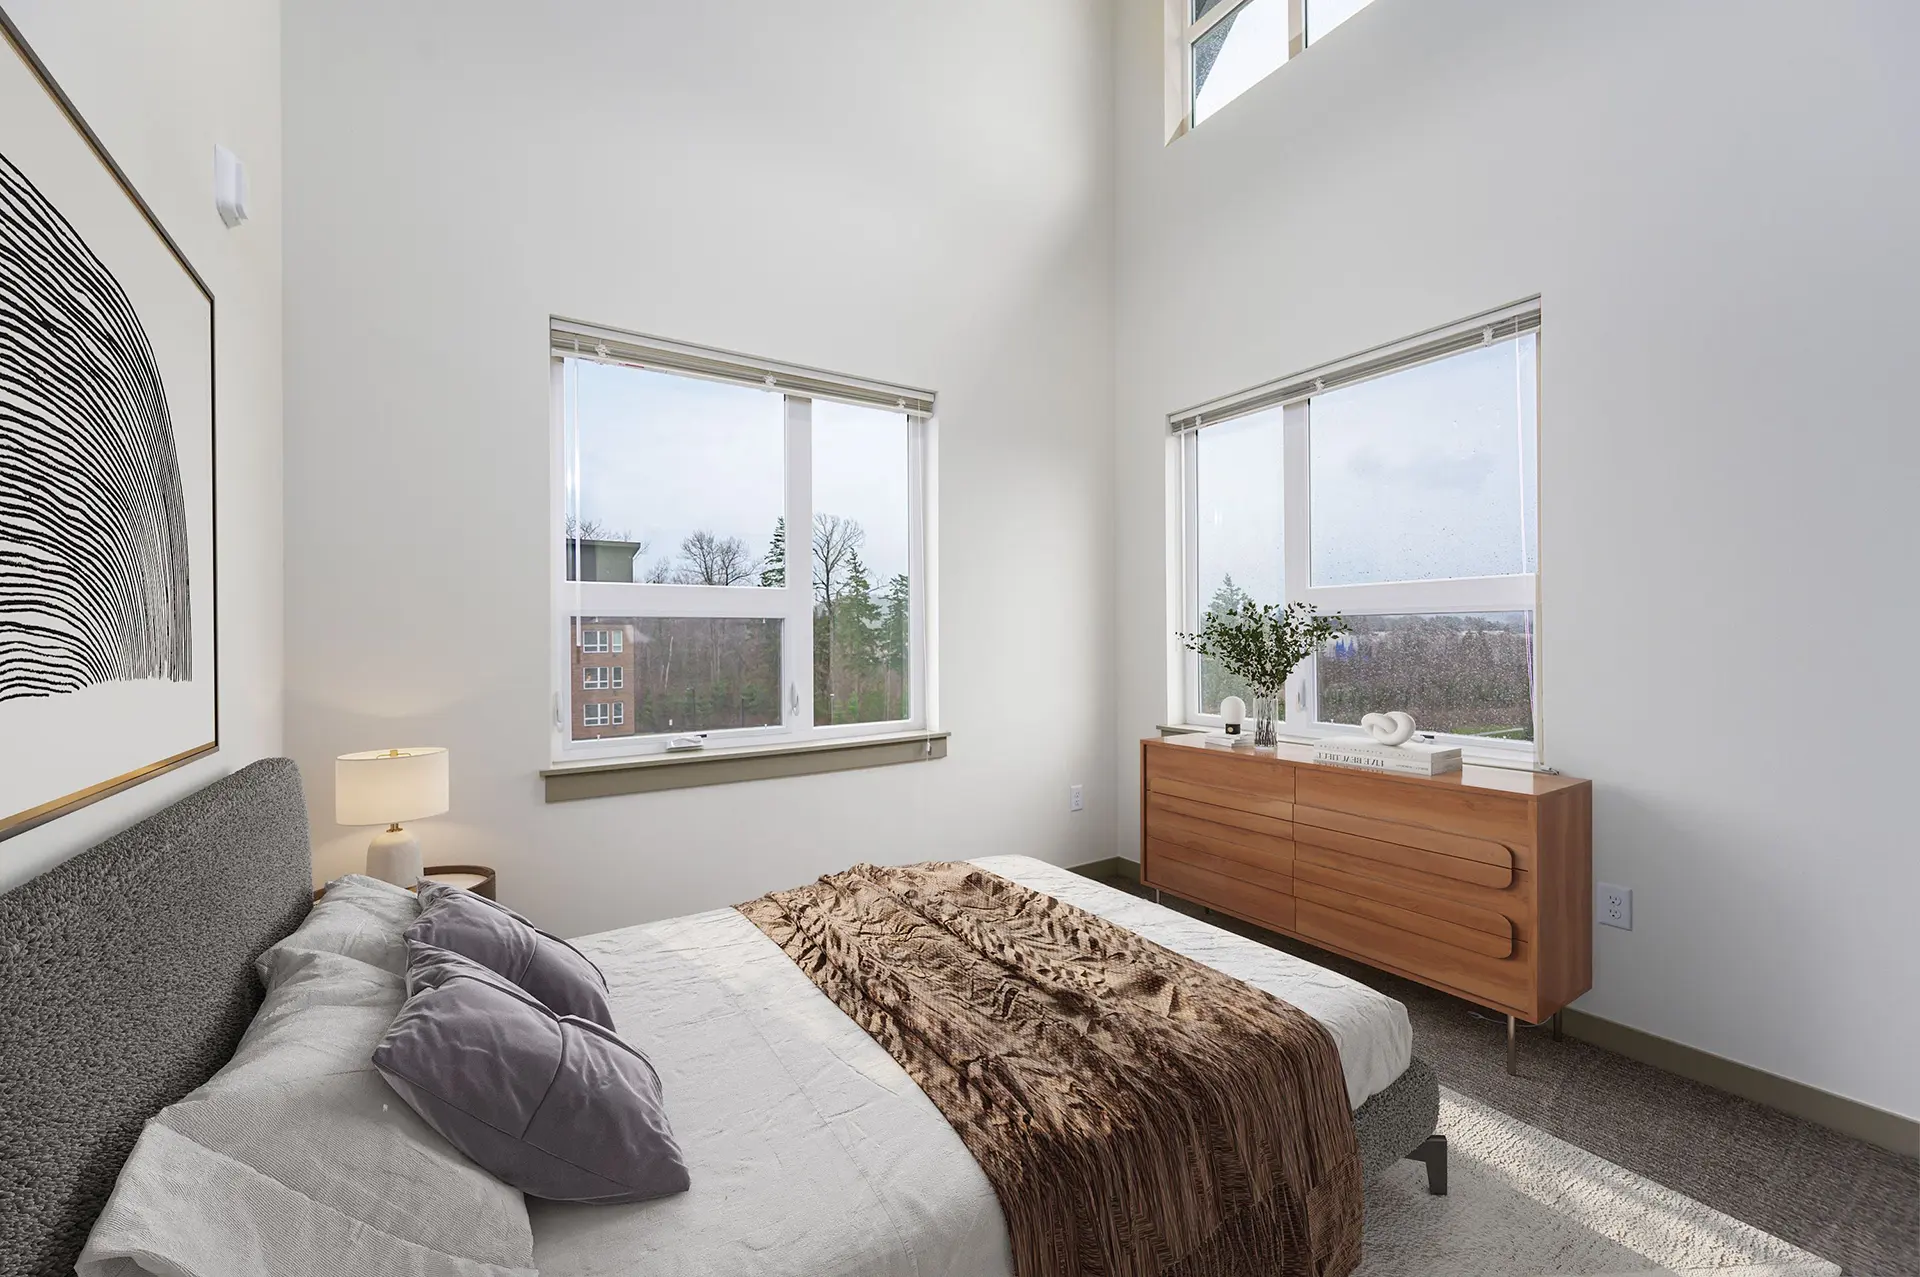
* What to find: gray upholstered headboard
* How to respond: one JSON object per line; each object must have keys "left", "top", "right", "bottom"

{"left": 0, "top": 757, "right": 313, "bottom": 1277}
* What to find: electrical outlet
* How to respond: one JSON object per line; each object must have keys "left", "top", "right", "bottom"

{"left": 1069, "top": 784, "right": 1084, "bottom": 813}
{"left": 1597, "top": 883, "right": 1632, "bottom": 930}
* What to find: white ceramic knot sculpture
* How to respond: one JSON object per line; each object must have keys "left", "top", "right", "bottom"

{"left": 1360, "top": 711, "right": 1416, "bottom": 746}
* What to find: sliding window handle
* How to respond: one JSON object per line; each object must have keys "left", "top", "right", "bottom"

{"left": 789, "top": 683, "right": 799, "bottom": 715}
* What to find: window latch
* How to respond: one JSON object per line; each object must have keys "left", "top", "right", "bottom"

{"left": 789, "top": 683, "right": 799, "bottom": 715}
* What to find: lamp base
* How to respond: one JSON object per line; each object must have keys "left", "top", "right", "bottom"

{"left": 366, "top": 825, "right": 423, "bottom": 887}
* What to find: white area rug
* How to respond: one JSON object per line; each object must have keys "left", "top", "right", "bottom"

{"left": 1358, "top": 1089, "right": 1840, "bottom": 1277}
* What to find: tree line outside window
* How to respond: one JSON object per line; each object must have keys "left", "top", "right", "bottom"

{"left": 1199, "top": 573, "right": 1533, "bottom": 741}
{"left": 569, "top": 512, "right": 909, "bottom": 739}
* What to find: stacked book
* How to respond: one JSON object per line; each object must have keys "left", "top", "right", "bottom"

{"left": 1312, "top": 735, "right": 1462, "bottom": 777}
{"left": 1202, "top": 732, "right": 1257, "bottom": 750}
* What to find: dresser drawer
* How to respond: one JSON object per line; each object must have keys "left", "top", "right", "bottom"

{"left": 1148, "top": 854, "right": 1295, "bottom": 933}
{"left": 1146, "top": 745, "right": 1292, "bottom": 820}
{"left": 1148, "top": 838, "right": 1292, "bottom": 897}
{"left": 1291, "top": 863, "right": 1513, "bottom": 959}
{"left": 1293, "top": 846, "right": 1531, "bottom": 943}
{"left": 1291, "top": 810, "right": 1515, "bottom": 889}
{"left": 1146, "top": 802, "right": 1294, "bottom": 876}
{"left": 1147, "top": 791, "right": 1291, "bottom": 842}
{"left": 1294, "top": 901, "right": 1531, "bottom": 1013}
{"left": 1295, "top": 769, "right": 1533, "bottom": 857}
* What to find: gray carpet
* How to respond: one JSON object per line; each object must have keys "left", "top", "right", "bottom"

{"left": 1090, "top": 871, "right": 1919, "bottom": 1277}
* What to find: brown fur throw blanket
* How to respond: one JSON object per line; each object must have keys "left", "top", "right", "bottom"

{"left": 737, "top": 862, "right": 1363, "bottom": 1277}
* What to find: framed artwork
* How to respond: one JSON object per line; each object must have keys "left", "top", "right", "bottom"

{"left": 0, "top": 12, "right": 218, "bottom": 840}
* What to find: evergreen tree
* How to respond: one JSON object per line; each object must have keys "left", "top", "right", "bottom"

{"left": 1207, "top": 573, "right": 1250, "bottom": 617}
{"left": 879, "top": 573, "right": 911, "bottom": 718}
{"left": 833, "top": 551, "right": 883, "bottom": 723}
{"left": 759, "top": 518, "right": 785, "bottom": 588}
{"left": 1200, "top": 574, "right": 1256, "bottom": 710}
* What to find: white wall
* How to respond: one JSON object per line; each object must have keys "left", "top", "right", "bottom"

{"left": 0, "top": 0, "right": 283, "bottom": 895}
{"left": 282, "top": 2, "right": 1116, "bottom": 937}
{"left": 1113, "top": 0, "right": 1920, "bottom": 1118}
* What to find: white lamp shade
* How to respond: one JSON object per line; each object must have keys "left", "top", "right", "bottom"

{"left": 335, "top": 748, "right": 450, "bottom": 826}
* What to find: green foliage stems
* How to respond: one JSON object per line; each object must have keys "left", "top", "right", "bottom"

{"left": 1177, "top": 598, "right": 1345, "bottom": 701}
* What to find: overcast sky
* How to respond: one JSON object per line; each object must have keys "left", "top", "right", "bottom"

{"left": 569, "top": 361, "right": 910, "bottom": 587}
{"left": 572, "top": 329, "right": 1532, "bottom": 610}
{"left": 1196, "top": 334, "right": 1538, "bottom": 610}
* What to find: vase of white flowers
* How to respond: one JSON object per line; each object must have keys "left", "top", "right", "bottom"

{"left": 1178, "top": 600, "right": 1345, "bottom": 749}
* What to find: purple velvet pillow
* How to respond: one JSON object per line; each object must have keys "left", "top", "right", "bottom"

{"left": 373, "top": 943, "right": 690, "bottom": 1205}
{"left": 408, "top": 881, "right": 613, "bottom": 1027}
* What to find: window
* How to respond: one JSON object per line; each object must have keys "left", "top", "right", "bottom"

{"left": 552, "top": 320, "right": 933, "bottom": 759}
{"left": 1172, "top": 0, "right": 1377, "bottom": 135}
{"left": 1174, "top": 301, "right": 1541, "bottom": 758}
{"left": 583, "top": 703, "right": 611, "bottom": 728}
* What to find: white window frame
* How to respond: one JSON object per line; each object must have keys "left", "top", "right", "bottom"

{"left": 580, "top": 629, "right": 609, "bottom": 654}
{"left": 582, "top": 666, "right": 610, "bottom": 691}
{"left": 1172, "top": 300, "right": 1543, "bottom": 763}
{"left": 550, "top": 320, "right": 935, "bottom": 763}
{"left": 1166, "top": 0, "right": 1379, "bottom": 139}
{"left": 582, "top": 703, "right": 611, "bottom": 728}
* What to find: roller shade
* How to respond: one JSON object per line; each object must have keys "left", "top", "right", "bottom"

{"left": 552, "top": 318, "right": 935, "bottom": 417}
{"left": 1169, "top": 299, "right": 1540, "bottom": 434}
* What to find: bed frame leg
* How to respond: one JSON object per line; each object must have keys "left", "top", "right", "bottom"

{"left": 1406, "top": 1133, "right": 1448, "bottom": 1195}
{"left": 1506, "top": 1014, "right": 1518, "bottom": 1074}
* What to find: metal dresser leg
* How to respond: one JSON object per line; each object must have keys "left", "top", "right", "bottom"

{"left": 1406, "top": 1134, "right": 1448, "bottom": 1195}
{"left": 1507, "top": 1014, "right": 1517, "bottom": 1075}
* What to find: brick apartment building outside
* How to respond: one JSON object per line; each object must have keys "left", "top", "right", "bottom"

{"left": 572, "top": 618, "right": 637, "bottom": 739}
{"left": 567, "top": 538, "right": 642, "bottom": 739}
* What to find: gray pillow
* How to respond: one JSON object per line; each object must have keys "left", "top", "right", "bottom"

{"left": 409, "top": 880, "right": 614, "bottom": 1027}
{"left": 374, "top": 943, "right": 690, "bottom": 1205}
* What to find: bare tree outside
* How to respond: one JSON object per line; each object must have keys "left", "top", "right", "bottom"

{"left": 675, "top": 530, "right": 754, "bottom": 586}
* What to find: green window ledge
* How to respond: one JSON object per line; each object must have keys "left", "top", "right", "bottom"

{"left": 542, "top": 730, "right": 949, "bottom": 803}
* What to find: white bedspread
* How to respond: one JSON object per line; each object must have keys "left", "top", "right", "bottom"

{"left": 530, "top": 856, "right": 1411, "bottom": 1277}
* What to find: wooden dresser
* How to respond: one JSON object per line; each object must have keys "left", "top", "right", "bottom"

{"left": 1141, "top": 735, "right": 1591, "bottom": 1059}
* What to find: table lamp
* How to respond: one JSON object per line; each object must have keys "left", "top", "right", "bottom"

{"left": 335, "top": 747, "right": 450, "bottom": 885}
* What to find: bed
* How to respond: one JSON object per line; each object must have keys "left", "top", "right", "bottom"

{"left": 0, "top": 760, "right": 1443, "bottom": 1277}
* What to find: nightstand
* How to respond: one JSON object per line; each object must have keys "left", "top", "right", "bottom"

{"left": 419, "top": 864, "right": 497, "bottom": 900}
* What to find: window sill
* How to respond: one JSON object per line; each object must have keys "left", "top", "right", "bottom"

{"left": 541, "top": 730, "right": 949, "bottom": 803}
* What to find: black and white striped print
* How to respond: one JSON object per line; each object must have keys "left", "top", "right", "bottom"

{"left": 0, "top": 149, "right": 192, "bottom": 704}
